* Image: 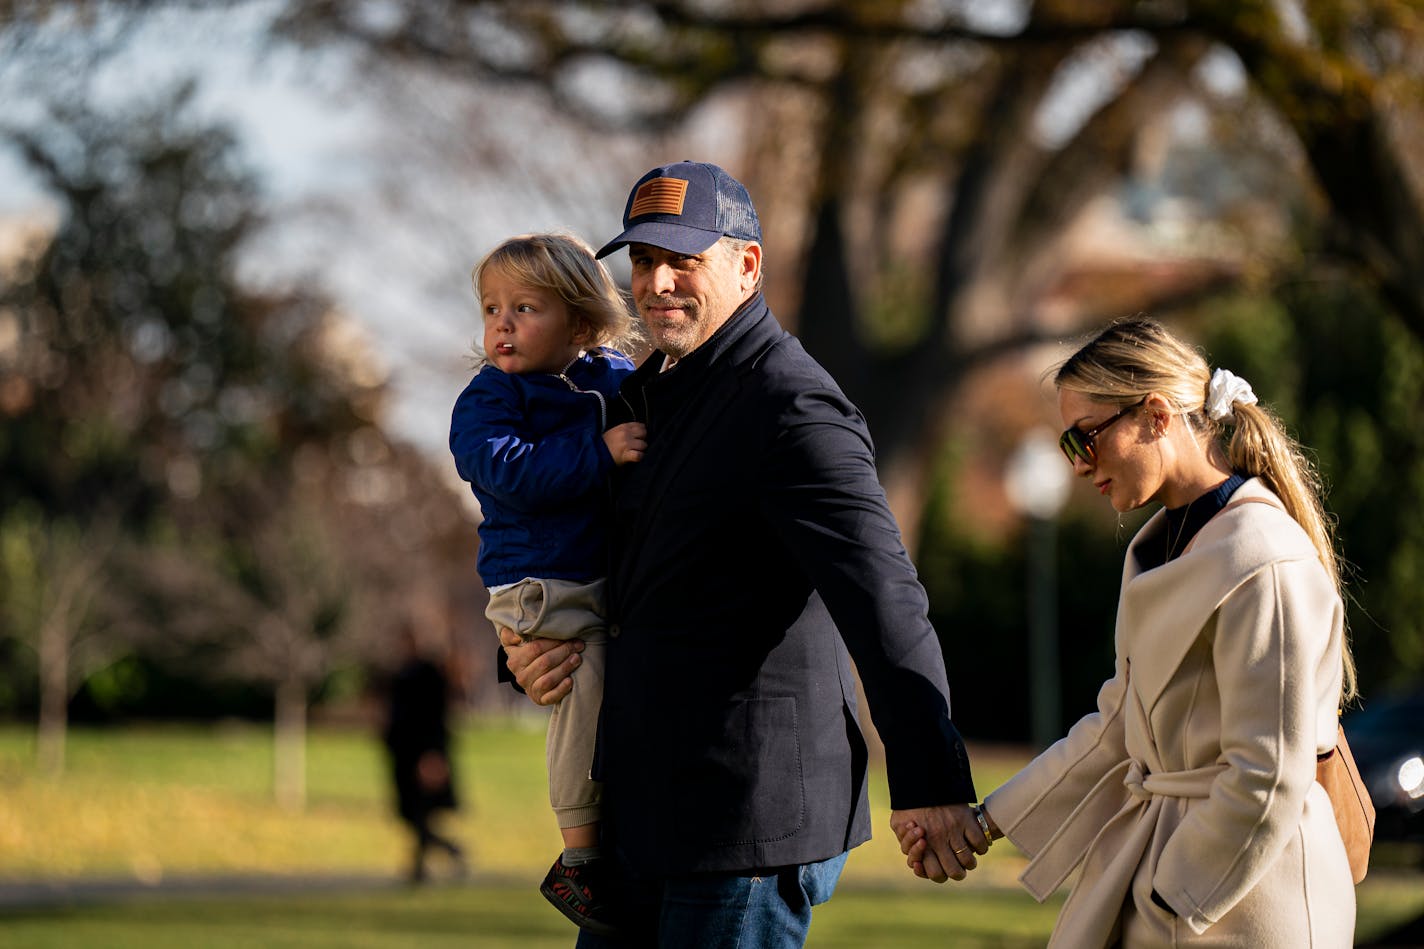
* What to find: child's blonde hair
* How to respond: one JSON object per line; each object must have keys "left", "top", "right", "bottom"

{"left": 1055, "top": 316, "right": 1357, "bottom": 703}
{"left": 471, "top": 232, "right": 642, "bottom": 363}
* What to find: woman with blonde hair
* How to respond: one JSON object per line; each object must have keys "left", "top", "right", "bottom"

{"left": 899, "top": 316, "right": 1358, "bottom": 946}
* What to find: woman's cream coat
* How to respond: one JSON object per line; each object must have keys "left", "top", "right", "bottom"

{"left": 984, "top": 479, "right": 1354, "bottom": 947}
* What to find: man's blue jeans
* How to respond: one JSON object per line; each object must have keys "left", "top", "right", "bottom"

{"left": 575, "top": 851, "right": 848, "bottom": 949}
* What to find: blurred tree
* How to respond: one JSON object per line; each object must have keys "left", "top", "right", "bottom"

{"left": 259, "top": 0, "right": 1424, "bottom": 724}
{"left": 11, "top": 0, "right": 1419, "bottom": 733}
{"left": 137, "top": 484, "right": 353, "bottom": 810}
{"left": 0, "top": 81, "right": 479, "bottom": 791}
{"left": 0, "top": 81, "right": 264, "bottom": 522}
{"left": 0, "top": 81, "right": 271, "bottom": 770}
{"left": 1198, "top": 276, "right": 1424, "bottom": 692}
{"left": 922, "top": 480, "right": 1133, "bottom": 743}
{"left": 1192, "top": 0, "right": 1424, "bottom": 338}
{"left": 264, "top": 0, "right": 1423, "bottom": 549}
{"left": 0, "top": 502, "right": 127, "bottom": 773}
{"left": 257, "top": 0, "right": 1424, "bottom": 718}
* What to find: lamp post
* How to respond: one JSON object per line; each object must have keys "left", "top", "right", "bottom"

{"left": 1004, "top": 429, "right": 1072, "bottom": 751}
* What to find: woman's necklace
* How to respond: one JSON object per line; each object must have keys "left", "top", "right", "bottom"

{"left": 1165, "top": 496, "right": 1200, "bottom": 561}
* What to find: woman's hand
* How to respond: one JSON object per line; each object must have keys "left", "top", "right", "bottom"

{"left": 896, "top": 821, "right": 935, "bottom": 880}
{"left": 498, "top": 626, "right": 584, "bottom": 706}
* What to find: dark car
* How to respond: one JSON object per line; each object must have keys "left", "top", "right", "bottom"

{"left": 1342, "top": 687, "right": 1424, "bottom": 844}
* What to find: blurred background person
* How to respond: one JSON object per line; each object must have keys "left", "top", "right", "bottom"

{"left": 382, "top": 620, "right": 467, "bottom": 884}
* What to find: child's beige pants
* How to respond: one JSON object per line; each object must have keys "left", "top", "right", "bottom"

{"left": 485, "top": 577, "right": 607, "bottom": 829}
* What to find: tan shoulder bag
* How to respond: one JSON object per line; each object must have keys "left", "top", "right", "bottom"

{"left": 1316, "top": 722, "right": 1376, "bottom": 884}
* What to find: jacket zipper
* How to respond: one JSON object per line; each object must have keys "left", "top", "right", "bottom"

{"left": 554, "top": 356, "right": 609, "bottom": 431}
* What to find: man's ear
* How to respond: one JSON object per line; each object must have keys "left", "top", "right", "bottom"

{"left": 739, "top": 242, "right": 763, "bottom": 294}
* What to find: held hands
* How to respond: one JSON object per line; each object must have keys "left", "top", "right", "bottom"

{"left": 889, "top": 803, "right": 996, "bottom": 883}
{"left": 498, "top": 626, "right": 583, "bottom": 706}
{"left": 604, "top": 422, "right": 648, "bottom": 466}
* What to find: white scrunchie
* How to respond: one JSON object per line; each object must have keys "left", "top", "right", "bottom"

{"left": 1206, "top": 368, "right": 1257, "bottom": 422}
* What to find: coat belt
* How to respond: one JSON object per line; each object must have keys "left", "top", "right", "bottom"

{"left": 1125, "top": 759, "right": 1225, "bottom": 801}
{"left": 1021, "top": 758, "right": 1227, "bottom": 900}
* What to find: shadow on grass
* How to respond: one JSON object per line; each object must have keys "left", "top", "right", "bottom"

{"left": 2, "top": 869, "right": 1422, "bottom": 949}
{"left": 0, "top": 880, "right": 1065, "bottom": 949}
{"left": 0, "top": 882, "right": 572, "bottom": 949}
{"left": 808, "top": 886, "right": 1061, "bottom": 948}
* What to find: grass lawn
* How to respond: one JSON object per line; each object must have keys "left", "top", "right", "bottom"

{"left": 0, "top": 881, "right": 1068, "bottom": 949}
{"left": 1, "top": 719, "right": 1421, "bottom": 946}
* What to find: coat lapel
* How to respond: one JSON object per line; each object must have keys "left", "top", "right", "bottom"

{"left": 617, "top": 367, "right": 739, "bottom": 593}
{"left": 1117, "top": 480, "right": 1318, "bottom": 708}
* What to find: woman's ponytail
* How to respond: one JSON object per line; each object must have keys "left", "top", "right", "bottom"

{"left": 1224, "top": 400, "right": 1357, "bottom": 703}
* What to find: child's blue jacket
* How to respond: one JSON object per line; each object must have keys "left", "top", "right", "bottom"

{"left": 449, "top": 347, "right": 636, "bottom": 588}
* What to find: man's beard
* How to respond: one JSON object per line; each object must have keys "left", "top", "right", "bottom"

{"left": 640, "top": 298, "right": 701, "bottom": 359}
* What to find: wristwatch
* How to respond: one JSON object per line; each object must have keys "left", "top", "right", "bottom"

{"left": 970, "top": 803, "right": 994, "bottom": 842}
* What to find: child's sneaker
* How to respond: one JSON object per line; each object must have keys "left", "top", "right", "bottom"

{"left": 539, "top": 853, "right": 620, "bottom": 936}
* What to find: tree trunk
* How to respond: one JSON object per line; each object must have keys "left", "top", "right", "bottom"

{"left": 864, "top": 47, "right": 1066, "bottom": 545}
{"left": 37, "top": 614, "right": 68, "bottom": 777}
{"left": 273, "top": 675, "right": 307, "bottom": 811}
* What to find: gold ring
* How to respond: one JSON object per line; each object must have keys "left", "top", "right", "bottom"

{"left": 953, "top": 847, "right": 969, "bottom": 855}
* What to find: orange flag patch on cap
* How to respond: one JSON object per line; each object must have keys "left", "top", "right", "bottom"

{"left": 629, "top": 177, "right": 689, "bottom": 218}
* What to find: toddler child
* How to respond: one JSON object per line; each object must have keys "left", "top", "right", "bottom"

{"left": 449, "top": 232, "right": 645, "bottom": 936}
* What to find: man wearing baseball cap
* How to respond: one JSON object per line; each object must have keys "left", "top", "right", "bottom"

{"left": 503, "top": 161, "right": 984, "bottom": 947}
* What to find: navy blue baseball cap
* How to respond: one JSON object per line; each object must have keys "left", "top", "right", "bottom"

{"left": 595, "top": 161, "right": 762, "bottom": 259}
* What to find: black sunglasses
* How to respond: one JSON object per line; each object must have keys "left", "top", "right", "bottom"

{"left": 1059, "top": 398, "right": 1147, "bottom": 465}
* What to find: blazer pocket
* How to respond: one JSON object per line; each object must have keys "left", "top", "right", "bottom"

{"left": 676, "top": 695, "right": 806, "bottom": 847}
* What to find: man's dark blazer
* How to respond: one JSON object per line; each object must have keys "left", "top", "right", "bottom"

{"left": 597, "top": 293, "right": 976, "bottom": 875}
